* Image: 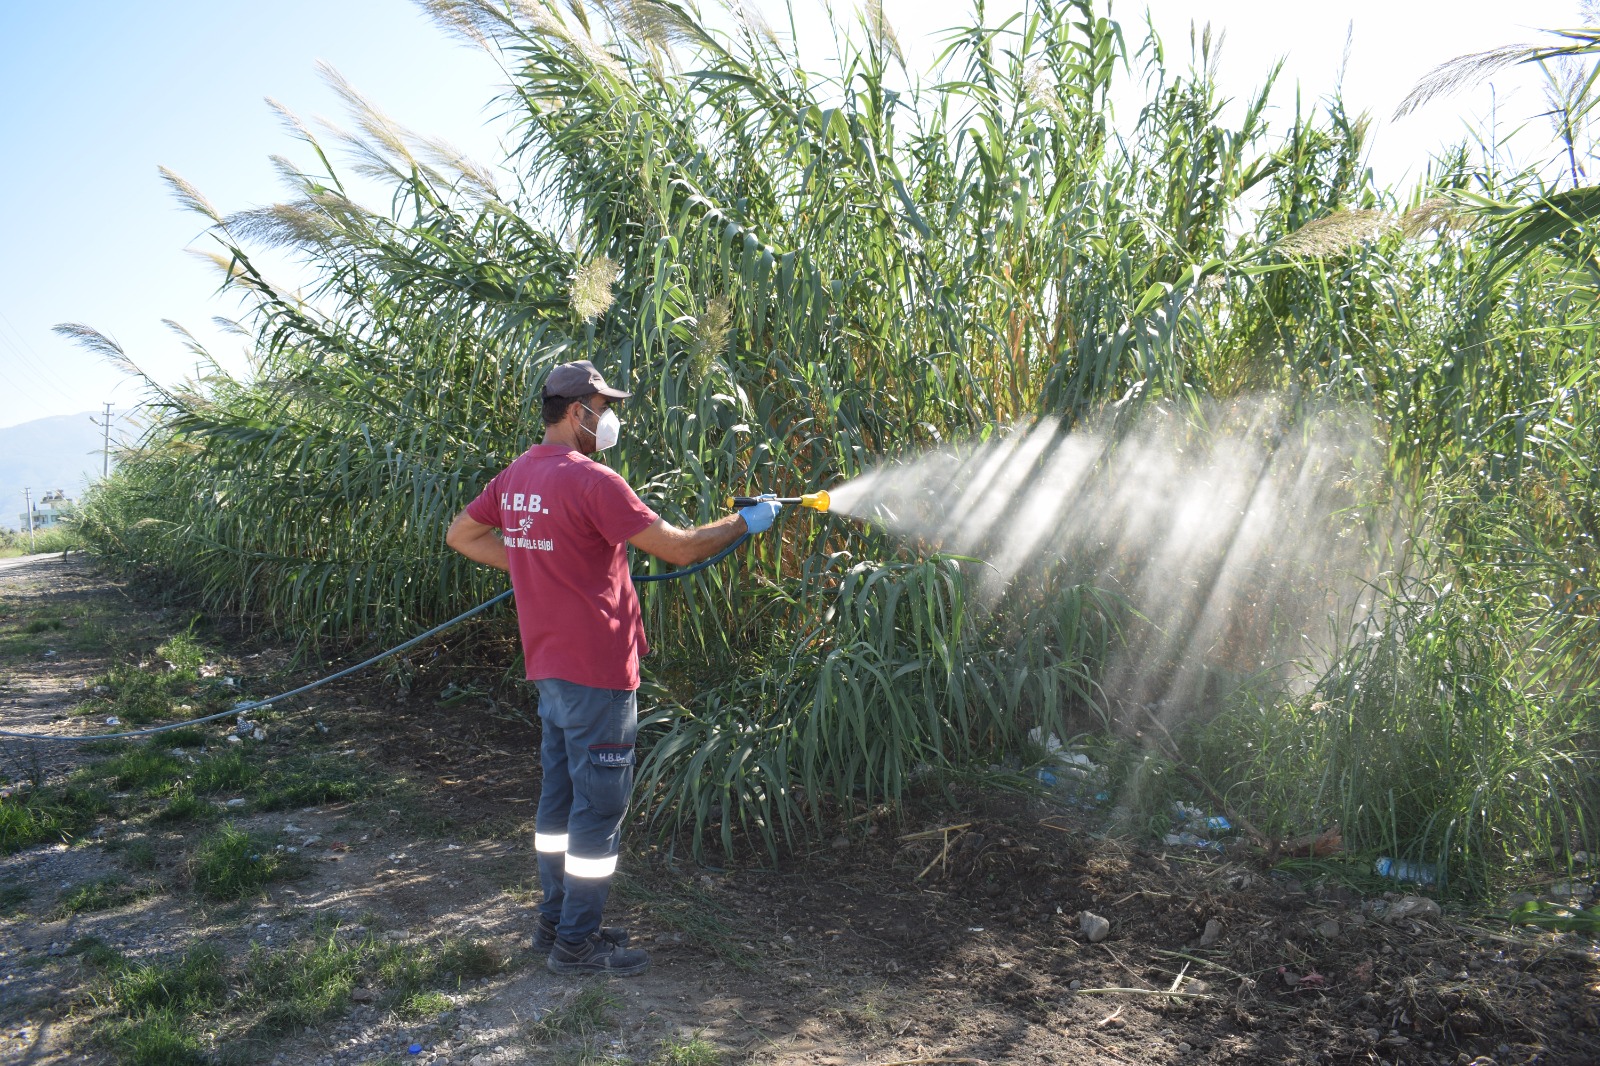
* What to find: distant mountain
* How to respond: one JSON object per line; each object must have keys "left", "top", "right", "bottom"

{"left": 0, "top": 412, "right": 108, "bottom": 531}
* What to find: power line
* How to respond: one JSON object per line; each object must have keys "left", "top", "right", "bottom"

{"left": 0, "top": 309, "right": 83, "bottom": 407}
{"left": 0, "top": 333, "right": 79, "bottom": 407}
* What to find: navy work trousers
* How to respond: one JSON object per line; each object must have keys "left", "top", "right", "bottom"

{"left": 532, "top": 678, "right": 637, "bottom": 943}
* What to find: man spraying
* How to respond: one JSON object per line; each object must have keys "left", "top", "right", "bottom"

{"left": 446, "top": 359, "right": 782, "bottom": 976}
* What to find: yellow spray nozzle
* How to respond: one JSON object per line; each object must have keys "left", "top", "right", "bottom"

{"left": 800, "top": 490, "right": 831, "bottom": 513}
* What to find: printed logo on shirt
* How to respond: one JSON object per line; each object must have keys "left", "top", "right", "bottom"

{"left": 499, "top": 492, "right": 555, "bottom": 551}
{"left": 501, "top": 492, "right": 551, "bottom": 515}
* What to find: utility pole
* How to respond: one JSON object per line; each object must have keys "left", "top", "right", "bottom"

{"left": 23, "top": 487, "right": 34, "bottom": 554}
{"left": 92, "top": 402, "right": 114, "bottom": 478}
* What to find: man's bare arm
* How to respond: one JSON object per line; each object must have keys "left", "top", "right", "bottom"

{"left": 446, "top": 510, "right": 510, "bottom": 572}
{"left": 628, "top": 514, "right": 750, "bottom": 568}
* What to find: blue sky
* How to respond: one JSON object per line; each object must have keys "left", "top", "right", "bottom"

{"left": 0, "top": 0, "right": 1583, "bottom": 440}
{"left": 0, "top": 0, "right": 507, "bottom": 435}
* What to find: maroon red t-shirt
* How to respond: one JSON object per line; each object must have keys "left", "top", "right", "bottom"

{"left": 465, "top": 444, "right": 659, "bottom": 689}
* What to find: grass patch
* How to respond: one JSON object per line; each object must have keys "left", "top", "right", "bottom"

{"left": 86, "top": 943, "right": 227, "bottom": 1066}
{"left": 77, "top": 626, "right": 232, "bottom": 727}
{"left": 82, "top": 746, "right": 186, "bottom": 793}
{"left": 0, "top": 785, "right": 108, "bottom": 854}
{"left": 653, "top": 1036, "right": 722, "bottom": 1066}
{"left": 50, "top": 875, "right": 143, "bottom": 919}
{"left": 107, "top": 943, "right": 229, "bottom": 1012}
{"left": 185, "top": 744, "right": 383, "bottom": 812}
{"left": 163, "top": 727, "right": 208, "bottom": 748}
{"left": 188, "top": 748, "right": 260, "bottom": 794}
{"left": 81, "top": 927, "right": 505, "bottom": 1058}
{"left": 99, "top": 1009, "right": 209, "bottom": 1066}
{"left": 245, "top": 926, "right": 506, "bottom": 1034}
{"left": 188, "top": 823, "right": 289, "bottom": 900}
{"left": 831, "top": 984, "right": 893, "bottom": 1032}
{"left": 0, "top": 594, "right": 104, "bottom": 657}
{"left": 398, "top": 990, "right": 453, "bottom": 1019}
{"left": 528, "top": 984, "right": 619, "bottom": 1043}
{"left": 1503, "top": 898, "right": 1600, "bottom": 934}
{"left": 63, "top": 742, "right": 387, "bottom": 830}
{"left": 82, "top": 663, "right": 193, "bottom": 726}
{"left": 501, "top": 880, "right": 541, "bottom": 905}
{"left": 245, "top": 932, "right": 371, "bottom": 1031}
{"left": 157, "top": 629, "right": 208, "bottom": 672}
{"left": 153, "top": 787, "right": 220, "bottom": 825}
{"left": 254, "top": 754, "right": 378, "bottom": 811}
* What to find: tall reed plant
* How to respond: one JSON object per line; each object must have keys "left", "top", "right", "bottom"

{"left": 72, "top": 0, "right": 1599, "bottom": 878}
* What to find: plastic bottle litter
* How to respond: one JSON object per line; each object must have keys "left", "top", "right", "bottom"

{"left": 1028, "top": 729, "right": 1108, "bottom": 805}
{"left": 1168, "top": 802, "right": 1234, "bottom": 845}
{"left": 1164, "top": 831, "right": 1225, "bottom": 853}
{"left": 1374, "top": 856, "right": 1438, "bottom": 885}
{"left": 1056, "top": 752, "right": 1101, "bottom": 779}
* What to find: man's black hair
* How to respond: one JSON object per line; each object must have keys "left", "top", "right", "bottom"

{"left": 541, "top": 391, "right": 614, "bottom": 426}
{"left": 541, "top": 392, "right": 588, "bottom": 426}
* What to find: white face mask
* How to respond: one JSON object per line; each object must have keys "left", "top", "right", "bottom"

{"left": 579, "top": 402, "right": 621, "bottom": 452}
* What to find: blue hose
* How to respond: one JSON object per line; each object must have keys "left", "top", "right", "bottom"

{"left": 0, "top": 534, "right": 753, "bottom": 743}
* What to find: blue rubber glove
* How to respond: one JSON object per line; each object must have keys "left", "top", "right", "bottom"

{"left": 738, "top": 493, "right": 782, "bottom": 535}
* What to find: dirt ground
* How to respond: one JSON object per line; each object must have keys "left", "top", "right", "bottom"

{"left": 2, "top": 555, "right": 1598, "bottom": 1065}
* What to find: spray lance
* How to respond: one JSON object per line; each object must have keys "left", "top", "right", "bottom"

{"left": 727, "top": 490, "right": 832, "bottom": 513}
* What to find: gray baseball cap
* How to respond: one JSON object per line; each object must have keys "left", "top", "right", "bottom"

{"left": 541, "top": 359, "right": 631, "bottom": 400}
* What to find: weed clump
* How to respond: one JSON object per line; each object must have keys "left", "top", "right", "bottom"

{"left": 88, "top": 943, "right": 227, "bottom": 1066}
{"left": 528, "top": 984, "right": 619, "bottom": 1043}
{"left": 50, "top": 875, "right": 143, "bottom": 919}
{"left": 77, "top": 627, "right": 232, "bottom": 727}
{"left": 188, "top": 748, "right": 260, "bottom": 794}
{"left": 188, "top": 823, "right": 287, "bottom": 900}
{"left": 0, "top": 785, "right": 107, "bottom": 854}
{"left": 654, "top": 1036, "right": 723, "bottom": 1066}
{"left": 153, "top": 787, "right": 219, "bottom": 825}
{"left": 245, "top": 926, "right": 505, "bottom": 1033}
{"left": 88, "top": 747, "right": 185, "bottom": 793}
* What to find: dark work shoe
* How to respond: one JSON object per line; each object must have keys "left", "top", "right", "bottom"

{"left": 532, "top": 915, "right": 630, "bottom": 953}
{"left": 547, "top": 932, "right": 650, "bottom": 976}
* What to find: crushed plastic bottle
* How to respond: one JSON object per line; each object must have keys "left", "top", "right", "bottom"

{"left": 1164, "top": 831, "right": 1225, "bottom": 853}
{"left": 1374, "top": 856, "right": 1438, "bottom": 885}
